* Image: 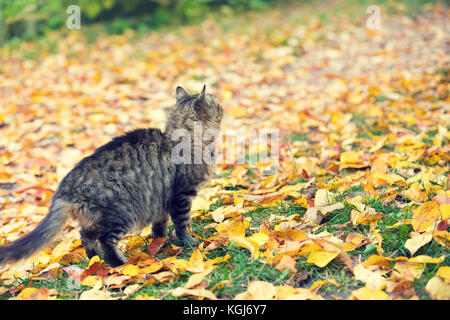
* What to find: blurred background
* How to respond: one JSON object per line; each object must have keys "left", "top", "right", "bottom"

{"left": 0, "top": 0, "right": 441, "bottom": 45}
{"left": 0, "top": 0, "right": 281, "bottom": 44}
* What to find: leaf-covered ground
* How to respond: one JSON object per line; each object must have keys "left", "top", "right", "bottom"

{"left": 0, "top": 1, "right": 449, "bottom": 300}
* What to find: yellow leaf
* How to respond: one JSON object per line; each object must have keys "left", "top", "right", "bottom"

{"left": 278, "top": 179, "right": 315, "bottom": 194}
{"left": 393, "top": 261, "right": 424, "bottom": 281}
{"left": 314, "top": 189, "right": 337, "bottom": 206}
{"left": 184, "top": 268, "right": 213, "bottom": 289}
{"left": 170, "top": 287, "right": 217, "bottom": 300}
{"left": 209, "top": 204, "right": 244, "bottom": 223}
{"left": 340, "top": 150, "right": 364, "bottom": 164}
{"left": 339, "top": 151, "right": 367, "bottom": 169}
{"left": 350, "top": 286, "right": 390, "bottom": 300}
{"left": 353, "top": 264, "right": 388, "bottom": 289}
{"left": 304, "top": 203, "right": 344, "bottom": 225}
{"left": 121, "top": 265, "right": 140, "bottom": 276}
{"left": 293, "top": 196, "right": 309, "bottom": 208}
{"left": 425, "top": 276, "right": 450, "bottom": 300}
{"left": 229, "top": 236, "right": 260, "bottom": 258}
{"left": 135, "top": 293, "right": 158, "bottom": 300}
{"left": 139, "top": 261, "right": 164, "bottom": 274}
{"left": 27, "top": 250, "right": 52, "bottom": 268}
{"left": 408, "top": 255, "right": 445, "bottom": 264}
{"left": 362, "top": 255, "right": 392, "bottom": 269}
{"left": 51, "top": 238, "right": 81, "bottom": 259}
{"left": 0, "top": 221, "right": 26, "bottom": 236}
{"left": 189, "top": 248, "right": 204, "bottom": 266}
{"left": 151, "top": 271, "right": 174, "bottom": 283}
{"left": 236, "top": 281, "right": 276, "bottom": 300}
{"left": 306, "top": 250, "right": 339, "bottom": 268}
{"left": 347, "top": 195, "right": 366, "bottom": 212}
{"left": 123, "top": 284, "right": 141, "bottom": 296}
{"left": 125, "top": 235, "right": 147, "bottom": 255}
{"left": 276, "top": 286, "right": 324, "bottom": 300}
{"left": 103, "top": 275, "right": 131, "bottom": 289}
{"left": 39, "top": 262, "right": 61, "bottom": 275}
{"left": 310, "top": 279, "right": 339, "bottom": 291}
{"left": 440, "top": 204, "right": 450, "bottom": 219}
{"left": 247, "top": 232, "right": 269, "bottom": 247}
{"left": 385, "top": 219, "right": 411, "bottom": 229}
{"left": 404, "top": 232, "right": 432, "bottom": 256}
{"left": 436, "top": 266, "right": 450, "bottom": 283}
{"left": 350, "top": 207, "right": 382, "bottom": 226}
{"left": 211, "top": 208, "right": 225, "bottom": 223}
{"left": 81, "top": 275, "right": 102, "bottom": 287}
{"left": 161, "top": 257, "right": 190, "bottom": 273}
{"left": 404, "top": 182, "right": 428, "bottom": 202}
{"left": 191, "top": 197, "right": 211, "bottom": 212}
{"left": 371, "top": 225, "right": 384, "bottom": 255}
{"left": 369, "top": 136, "right": 387, "bottom": 153}
{"left": 210, "top": 280, "right": 231, "bottom": 292}
{"left": 412, "top": 201, "right": 441, "bottom": 232}
{"left": 88, "top": 255, "right": 101, "bottom": 267}
{"left": 14, "top": 287, "right": 57, "bottom": 300}
{"left": 215, "top": 217, "right": 247, "bottom": 238}
{"left": 343, "top": 233, "right": 367, "bottom": 251}
{"left": 79, "top": 287, "right": 113, "bottom": 300}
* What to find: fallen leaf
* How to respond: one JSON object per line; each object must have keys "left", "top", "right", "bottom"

{"left": 306, "top": 250, "right": 339, "bottom": 268}
{"left": 353, "top": 264, "right": 388, "bottom": 290}
{"left": 404, "top": 232, "right": 432, "bottom": 256}
{"left": 13, "top": 287, "right": 57, "bottom": 300}
{"left": 184, "top": 268, "right": 213, "bottom": 289}
{"left": 425, "top": 276, "right": 450, "bottom": 300}
{"left": 275, "top": 255, "right": 297, "bottom": 274}
{"left": 235, "top": 281, "right": 276, "bottom": 300}
{"left": 170, "top": 287, "right": 217, "bottom": 300}
{"left": 147, "top": 238, "right": 167, "bottom": 256}
{"left": 304, "top": 203, "right": 344, "bottom": 225}
{"left": 310, "top": 279, "right": 339, "bottom": 291}
{"left": 350, "top": 286, "right": 390, "bottom": 300}
{"left": 412, "top": 201, "right": 440, "bottom": 232}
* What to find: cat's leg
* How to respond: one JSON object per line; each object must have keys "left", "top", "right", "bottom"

{"left": 80, "top": 229, "right": 101, "bottom": 259}
{"left": 81, "top": 226, "right": 126, "bottom": 267}
{"left": 152, "top": 214, "right": 169, "bottom": 238}
{"left": 169, "top": 192, "right": 198, "bottom": 246}
{"left": 96, "top": 214, "right": 131, "bottom": 267}
{"left": 98, "top": 230, "right": 127, "bottom": 267}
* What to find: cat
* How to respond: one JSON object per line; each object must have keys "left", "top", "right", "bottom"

{"left": 0, "top": 85, "right": 223, "bottom": 267}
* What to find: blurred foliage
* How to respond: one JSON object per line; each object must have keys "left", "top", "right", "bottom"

{"left": 0, "top": 0, "right": 282, "bottom": 43}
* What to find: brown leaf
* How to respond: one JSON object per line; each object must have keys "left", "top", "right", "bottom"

{"left": 147, "top": 238, "right": 167, "bottom": 256}
{"left": 80, "top": 260, "right": 109, "bottom": 280}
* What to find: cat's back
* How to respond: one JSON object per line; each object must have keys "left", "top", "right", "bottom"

{"left": 76, "top": 128, "right": 171, "bottom": 169}
{"left": 92, "top": 128, "right": 169, "bottom": 159}
{"left": 57, "top": 128, "right": 175, "bottom": 200}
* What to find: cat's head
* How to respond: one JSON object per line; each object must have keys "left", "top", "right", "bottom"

{"left": 169, "top": 85, "right": 224, "bottom": 131}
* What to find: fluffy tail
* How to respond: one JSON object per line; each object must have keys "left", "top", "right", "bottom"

{"left": 0, "top": 199, "right": 72, "bottom": 266}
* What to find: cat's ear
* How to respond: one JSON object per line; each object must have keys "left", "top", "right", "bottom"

{"left": 194, "top": 85, "right": 206, "bottom": 105}
{"left": 175, "top": 86, "right": 190, "bottom": 102}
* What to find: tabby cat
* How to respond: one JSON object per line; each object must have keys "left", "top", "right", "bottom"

{"left": 0, "top": 85, "right": 223, "bottom": 267}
